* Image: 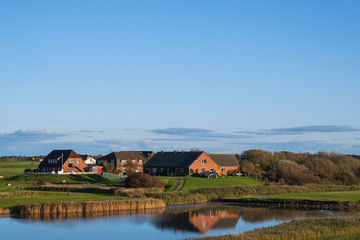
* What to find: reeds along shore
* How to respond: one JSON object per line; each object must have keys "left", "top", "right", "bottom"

{"left": 0, "top": 208, "right": 10, "bottom": 214}
{"left": 16, "top": 207, "right": 166, "bottom": 221}
{"left": 15, "top": 198, "right": 165, "bottom": 217}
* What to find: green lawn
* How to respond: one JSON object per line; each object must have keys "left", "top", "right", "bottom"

{"left": 252, "top": 190, "right": 360, "bottom": 202}
{"left": 181, "top": 176, "right": 263, "bottom": 190}
{"left": 0, "top": 174, "right": 117, "bottom": 189}
{"left": 0, "top": 191, "right": 123, "bottom": 208}
{"left": 157, "top": 177, "right": 177, "bottom": 192}
{"left": 0, "top": 161, "right": 39, "bottom": 177}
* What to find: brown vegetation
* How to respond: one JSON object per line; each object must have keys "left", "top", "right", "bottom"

{"left": 25, "top": 185, "right": 117, "bottom": 194}
{"left": 0, "top": 191, "right": 56, "bottom": 199}
{"left": 239, "top": 150, "right": 360, "bottom": 185}
{"left": 101, "top": 160, "right": 116, "bottom": 174}
{"left": 125, "top": 173, "right": 163, "bottom": 188}
{"left": 15, "top": 198, "right": 165, "bottom": 217}
{"left": 114, "top": 187, "right": 163, "bottom": 197}
{"left": 0, "top": 208, "right": 11, "bottom": 214}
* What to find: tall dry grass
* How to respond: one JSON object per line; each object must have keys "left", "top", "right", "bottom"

{"left": 16, "top": 198, "right": 165, "bottom": 217}
{"left": 0, "top": 208, "right": 11, "bottom": 214}
{"left": 25, "top": 185, "right": 116, "bottom": 194}
{"left": 0, "top": 191, "right": 58, "bottom": 199}
{"left": 114, "top": 187, "right": 164, "bottom": 197}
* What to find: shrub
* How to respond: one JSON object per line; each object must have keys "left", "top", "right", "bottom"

{"left": 101, "top": 161, "right": 116, "bottom": 174}
{"left": 125, "top": 173, "right": 164, "bottom": 188}
{"left": 38, "top": 178, "right": 50, "bottom": 186}
{"left": 277, "top": 160, "right": 320, "bottom": 185}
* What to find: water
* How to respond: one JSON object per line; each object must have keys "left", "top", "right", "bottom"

{"left": 0, "top": 203, "right": 353, "bottom": 240}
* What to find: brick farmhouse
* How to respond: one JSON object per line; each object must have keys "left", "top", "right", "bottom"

{"left": 38, "top": 150, "right": 87, "bottom": 173}
{"left": 96, "top": 151, "right": 154, "bottom": 174}
{"left": 143, "top": 151, "right": 231, "bottom": 176}
{"left": 208, "top": 154, "right": 240, "bottom": 175}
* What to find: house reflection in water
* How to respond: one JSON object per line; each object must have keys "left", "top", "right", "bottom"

{"left": 153, "top": 208, "right": 240, "bottom": 234}
{"left": 153, "top": 205, "right": 332, "bottom": 235}
{"left": 189, "top": 210, "right": 240, "bottom": 234}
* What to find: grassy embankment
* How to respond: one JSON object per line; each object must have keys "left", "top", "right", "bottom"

{"left": 158, "top": 176, "right": 262, "bottom": 192}
{"left": 252, "top": 191, "right": 360, "bottom": 202}
{"left": 190, "top": 216, "right": 360, "bottom": 240}
{"left": 0, "top": 162, "right": 127, "bottom": 208}
{"left": 0, "top": 160, "right": 39, "bottom": 177}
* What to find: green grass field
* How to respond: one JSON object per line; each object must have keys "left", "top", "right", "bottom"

{"left": 0, "top": 160, "right": 39, "bottom": 177}
{"left": 252, "top": 190, "right": 360, "bottom": 202}
{"left": 181, "top": 176, "right": 263, "bottom": 190}
{"left": 0, "top": 191, "right": 123, "bottom": 208}
{"left": 0, "top": 174, "right": 120, "bottom": 189}
{"left": 157, "top": 177, "right": 177, "bottom": 191}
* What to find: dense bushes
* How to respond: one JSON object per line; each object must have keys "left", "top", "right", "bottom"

{"left": 125, "top": 173, "right": 163, "bottom": 188}
{"left": 240, "top": 150, "right": 360, "bottom": 185}
{"left": 276, "top": 160, "right": 320, "bottom": 184}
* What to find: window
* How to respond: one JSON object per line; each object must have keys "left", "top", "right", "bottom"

{"left": 201, "top": 168, "right": 205, "bottom": 172}
{"left": 132, "top": 160, "right": 136, "bottom": 163}
{"left": 139, "top": 160, "right": 142, "bottom": 164}
{"left": 77, "top": 160, "right": 79, "bottom": 164}
{"left": 210, "top": 168, "right": 214, "bottom": 172}
{"left": 153, "top": 168, "right": 157, "bottom": 174}
{"left": 202, "top": 159, "right": 207, "bottom": 164}
{"left": 221, "top": 168, "right": 225, "bottom": 174}
{"left": 121, "top": 160, "right": 127, "bottom": 165}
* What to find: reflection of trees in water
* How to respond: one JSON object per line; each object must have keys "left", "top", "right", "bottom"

{"left": 152, "top": 205, "right": 333, "bottom": 234}
{"left": 14, "top": 208, "right": 165, "bottom": 222}
{"left": 237, "top": 207, "right": 329, "bottom": 223}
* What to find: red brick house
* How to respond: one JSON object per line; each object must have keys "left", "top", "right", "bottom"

{"left": 96, "top": 151, "right": 154, "bottom": 174}
{"left": 38, "top": 150, "right": 87, "bottom": 173}
{"left": 143, "top": 151, "right": 218, "bottom": 176}
{"left": 208, "top": 154, "right": 240, "bottom": 175}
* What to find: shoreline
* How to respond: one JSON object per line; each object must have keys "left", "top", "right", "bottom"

{"left": 219, "top": 198, "right": 360, "bottom": 210}
{"left": 1, "top": 198, "right": 165, "bottom": 217}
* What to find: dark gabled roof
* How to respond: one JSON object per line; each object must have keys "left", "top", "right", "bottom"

{"left": 39, "top": 150, "right": 81, "bottom": 167}
{"left": 97, "top": 151, "right": 154, "bottom": 162}
{"left": 208, "top": 154, "right": 239, "bottom": 167}
{"left": 80, "top": 155, "right": 89, "bottom": 160}
{"left": 144, "top": 151, "right": 204, "bottom": 167}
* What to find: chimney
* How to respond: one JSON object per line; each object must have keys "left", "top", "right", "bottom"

{"left": 161, "top": 151, "right": 164, "bottom": 153}
{"left": 182, "top": 150, "right": 185, "bottom": 153}
{"left": 174, "top": 150, "right": 178, "bottom": 153}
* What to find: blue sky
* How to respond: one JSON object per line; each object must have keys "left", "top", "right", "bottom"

{"left": 1, "top": 0, "right": 360, "bottom": 156}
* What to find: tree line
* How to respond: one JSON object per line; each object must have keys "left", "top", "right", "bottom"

{"left": 237, "top": 150, "right": 360, "bottom": 185}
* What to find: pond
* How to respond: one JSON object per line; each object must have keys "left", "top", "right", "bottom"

{"left": 0, "top": 203, "right": 354, "bottom": 240}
